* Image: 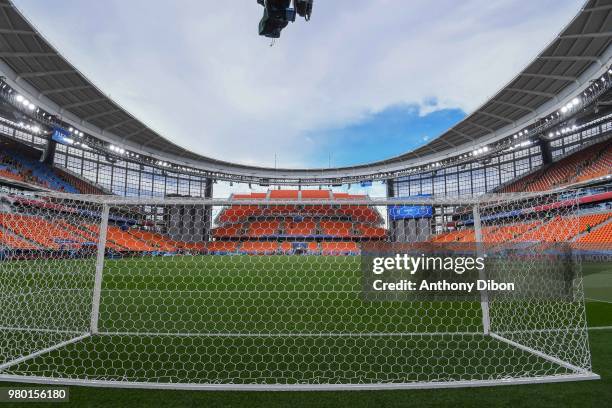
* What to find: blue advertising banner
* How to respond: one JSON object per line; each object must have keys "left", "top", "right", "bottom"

{"left": 51, "top": 126, "right": 73, "bottom": 145}
{"left": 389, "top": 194, "right": 433, "bottom": 220}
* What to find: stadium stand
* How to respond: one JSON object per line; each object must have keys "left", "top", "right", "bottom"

{"left": 578, "top": 220, "right": 612, "bottom": 243}
{"left": 500, "top": 140, "right": 611, "bottom": 193}
{"left": 0, "top": 227, "right": 39, "bottom": 250}
{"left": 434, "top": 211, "right": 612, "bottom": 243}
{"left": 0, "top": 213, "right": 86, "bottom": 249}
{"left": 212, "top": 224, "right": 244, "bottom": 238}
{"left": 320, "top": 220, "right": 353, "bottom": 237}
{"left": 208, "top": 190, "right": 386, "bottom": 254}
{"left": 246, "top": 220, "right": 281, "bottom": 237}
{"left": 84, "top": 224, "right": 156, "bottom": 252}
{"left": 321, "top": 242, "right": 359, "bottom": 255}
{"left": 0, "top": 147, "right": 78, "bottom": 193}
{"left": 128, "top": 229, "right": 179, "bottom": 252}
{"left": 205, "top": 241, "right": 239, "bottom": 253}
{"left": 270, "top": 190, "right": 299, "bottom": 199}
{"left": 302, "top": 190, "right": 332, "bottom": 199}
{"left": 356, "top": 224, "right": 387, "bottom": 238}
{"left": 285, "top": 219, "right": 316, "bottom": 236}
{"left": 240, "top": 241, "right": 279, "bottom": 254}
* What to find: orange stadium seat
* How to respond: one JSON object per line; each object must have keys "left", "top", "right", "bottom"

{"left": 60, "top": 221, "right": 125, "bottom": 251}
{"left": 301, "top": 190, "right": 331, "bottom": 199}
{"left": 0, "top": 228, "right": 39, "bottom": 250}
{"left": 0, "top": 214, "right": 87, "bottom": 249}
{"left": 128, "top": 229, "right": 179, "bottom": 251}
{"left": 432, "top": 229, "right": 475, "bottom": 243}
{"left": 578, "top": 222, "right": 612, "bottom": 243}
{"left": 240, "top": 241, "right": 279, "bottom": 254}
{"left": 320, "top": 221, "right": 353, "bottom": 237}
{"left": 501, "top": 140, "right": 611, "bottom": 192}
{"left": 213, "top": 224, "right": 244, "bottom": 238}
{"left": 205, "top": 241, "right": 238, "bottom": 252}
{"left": 85, "top": 224, "right": 156, "bottom": 252}
{"left": 270, "top": 190, "right": 299, "bottom": 199}
{"left": 285, "top": 219, "right": 316, "bottom": 236}
{"left": 482, "top": 221, "right": 541, "bottom": 243}
{"left": 356, "top": 224, "right": 386, "bottom": 238}
{"left": 246, "top": 220, "right": 280, "bottom": 236}
{"left": 321, "top": 242, "right": 359, "bottom": 255}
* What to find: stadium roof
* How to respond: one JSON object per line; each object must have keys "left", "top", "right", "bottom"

{"left": 0, "top": 0, "right": 611, "bottom": 182}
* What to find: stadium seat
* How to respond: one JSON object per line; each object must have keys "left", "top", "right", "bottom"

{"left": 320, "top": 221, "right": 353, "bottom": 237}
{"left": 356, "top": 224, "right": 386, "bottom": 238}
{"left": 321, "top": 242, "right": 359, "bottom": 255}
{"left": 246, "top": 220, "right": 280, "bottom": 237}
{"left": 128, "top": 229, "right": 180, "bottom": 251}
{"left": 578, "top": 221, "right": 612, "bottom": 243}
{"left": 500, "top": 140, "right": 611, "bottom": 193}
{"left": 205, "top": 241, "right": 239, "bottom": 253}
{"left": 301, "top": 190, "right": 332, "bottom": 199}
{"left": 85, "top": 224, "right": 156, "bottom": 252}
{"left": 285, "top": 219, "right": 316, "bottom": 236}
{"left": 0, "top": 148, "right": 80, "bottom": 193}
{"left": 0, "top": 227, "right": 39, "bottom": 250}
{"left": 240, "top": 241, "right": 279, "bottom": 254}
{"left": 212, "top": 189, "right": 384, "bottom": 255}
{"left": 213, "top": 224, "right": 244, "bottom": 238}
{"left": 0, "top": 213, "right": 88, "bottom": 249}
{"left": 270, "top": 190, "right": 299, "bottom": 199}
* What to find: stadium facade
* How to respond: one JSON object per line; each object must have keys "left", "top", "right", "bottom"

{"left": 0, "top": 0, "right": 608, "bottom": 193}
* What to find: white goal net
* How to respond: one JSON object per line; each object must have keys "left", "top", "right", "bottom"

{"left": 0, "top": 191, "right": 599, "bottom": 389}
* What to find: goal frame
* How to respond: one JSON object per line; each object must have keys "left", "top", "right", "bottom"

{"left": 0, "top": 191, "right": 601, "bottom": 390}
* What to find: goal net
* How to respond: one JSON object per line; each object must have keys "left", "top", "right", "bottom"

{"left": 0, "top": 191, "right": 598, "bottom": 389}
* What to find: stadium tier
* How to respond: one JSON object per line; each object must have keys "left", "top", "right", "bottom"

{"left": 2, "top": 190, "right": 611, "bottom": 257}
{"left": 433, "top": 211, "right": 612, "bottom": 244}
{"left": 499, "top": 139, "right": 611, "bottom": 193}
{"left": 0, "top": 147, "right": 78, "bottom": 193}
{"left": 0, "top": 142, "right": 105, "bottom": 194}
{"left": 208, "top": 190, "right": 385, "bottom": 254}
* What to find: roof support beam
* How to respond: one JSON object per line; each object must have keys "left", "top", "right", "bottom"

{"left": 122, "top": 127, "right": 148, "bottom": 142}
{"left": 0, "top": 51, "right": 57, "bottom": 58}
{"left": 41, "top": 85, "right": 92, "bottom": 95}
{"left": 439, "top": 138, "right": 456, "bottom": 148}
{"left": 102, "top": 118, "right": 134, "bottom": 131}
{"left": 84, "top": 108, "right": 121, "bottom": 121}
{"left": 61, "top": 97, "right": 107, "bottom": 109}
{"left": 559, "top": 31, "right": 612, "bottom": 40}
{"left": 467, "top": 121, "right": 495, "bottom": 133}
{"left": 0, "top": 28, "right": 36, "bottom": 35}
{"left": 17, "top": 69, "right": 74, "bottom": 79}
{"left": 488, "top": 100, "right": 535, "bottom": 113}
{"left": 505, "top": 87, "right": 556, "bottom": 98}
{"left": 582, "top": 4, "right": 612, "bottom": 12}
{"left": 520, "top": 72, "right": 578, "bottom": 82}
{"left": 538, "top": 55, "right": 602, "bottom": 64}
{"left": 477, "top": 111, "right": 514, "bottom": 124}
{"left": 141, "top": 139, "right": 156, "bottom": 148}
{"left": 450, "top": 129, "right": 475, "bottom": 141}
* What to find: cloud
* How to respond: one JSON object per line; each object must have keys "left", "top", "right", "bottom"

{"left": 15, "top": 0, "right": 580, "bottom": 168}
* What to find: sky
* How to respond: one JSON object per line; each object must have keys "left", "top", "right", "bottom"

{"left": 14, "top": 0, "right": 580, "bottom": 171}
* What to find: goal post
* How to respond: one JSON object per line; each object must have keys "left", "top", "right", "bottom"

{"left": 0, "top": 191, "right": 600, "bottom": 389}
{"left": 472, "top": 203, "right": 491, "bottom": 335}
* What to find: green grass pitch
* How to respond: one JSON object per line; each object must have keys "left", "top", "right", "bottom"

{"left": 0, "top": 257, "right": 610, "bottom": 407}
